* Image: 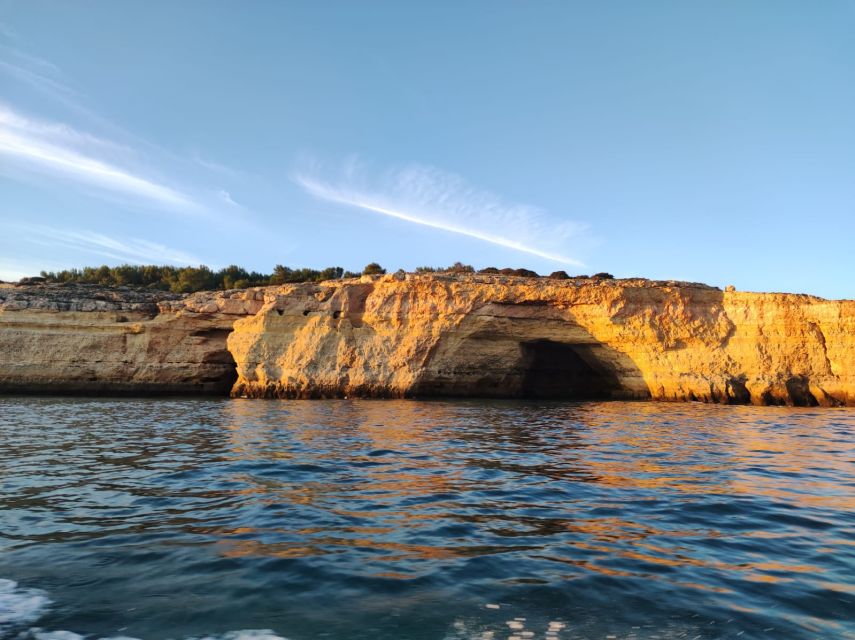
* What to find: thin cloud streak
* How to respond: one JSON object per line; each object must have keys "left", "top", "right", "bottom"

{"left": 22, "top": 226, "right": 204, "bottom": 266}
{"left": 0, "top": 104, "right": 198, "bottom": 211}
{"left": 0, "top": 44, "right": 61, "bottom": 74}
{"left": 294, "top": 164, "right": 587, "bottom": 266}
{"left": 217, "top": 189, "right": 243, "bottom": 209}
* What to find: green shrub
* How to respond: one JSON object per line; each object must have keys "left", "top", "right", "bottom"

{"left": 40, "top": 262, "right": 347, "bottom": 292}
{"left": 362, "top": 262, "right": 386, "bottom": 276}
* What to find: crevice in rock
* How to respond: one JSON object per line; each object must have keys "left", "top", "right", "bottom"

{"left": 725, "top": 375, "right": 751, "bottom": 404}
{"left": 808, "top": 322, "right": 833, "bottom": 375}
{"left": 785, "top": 376, "right": 819, "bottom": 407}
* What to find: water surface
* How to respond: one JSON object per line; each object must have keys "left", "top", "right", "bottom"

{"left": 1, "top": 398, "right": 853, "bottom": 639}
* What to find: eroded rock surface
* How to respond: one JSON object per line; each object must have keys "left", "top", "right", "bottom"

{"left": 2, "top": 276, "right": 853, "bottom": 404}
{"left": 0, "top": 284, "right": 257, "bottom": 395}
{"left": 228, "top": 274, "right": 855, "bottom": 406}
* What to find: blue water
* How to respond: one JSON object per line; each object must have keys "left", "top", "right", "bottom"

{"left": 0, "top": 398, "right": 853, "bottom": 640}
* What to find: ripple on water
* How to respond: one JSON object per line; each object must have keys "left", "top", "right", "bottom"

{"left": 0, "top": 398, "right": 854, "bottom": 639}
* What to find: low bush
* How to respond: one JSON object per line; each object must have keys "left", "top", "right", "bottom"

{"left": 362, "top": 262, "right": 386, "bottom": 276}
{"left": 512, "top": 268, "right": 539, "bottom": 278}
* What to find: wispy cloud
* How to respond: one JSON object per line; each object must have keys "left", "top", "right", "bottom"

{"left": 0, "top": 43, "right": 95, "bottom": 121}
{"left": 217, "top": 189, "right": 242, "bottom": 208}
{"left": 294, "top": 161, "right": 588, "bottom": 266}
{"left": 22, "top": 226, "right": 204, "bottom": 265}
{"left": 193, "top": 153, "right": 250, "bottom": 180}
{"left": 0, "top": 104, "right": 198, "bottom": 211}
{"left": 0, "top": 45, "right": 59, "bottom": 74}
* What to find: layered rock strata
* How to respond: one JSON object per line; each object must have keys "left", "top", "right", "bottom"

{"left": 1, "top": 275, "right": 853, "bottom": 405}
{"left": 0, "top": 284, "right": 259, "bottom": 395}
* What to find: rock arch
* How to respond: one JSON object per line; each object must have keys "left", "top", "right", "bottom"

{"left": 410, "top": 303, "right": 649, "bottom": 399}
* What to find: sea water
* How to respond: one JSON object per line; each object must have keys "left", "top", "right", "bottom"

{"left": 0, "top": 398, "right": 853, "bottom": 639}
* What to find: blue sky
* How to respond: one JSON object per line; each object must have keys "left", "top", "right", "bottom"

{"left": 1, "top": 1, "right": 853, "bottom": 298}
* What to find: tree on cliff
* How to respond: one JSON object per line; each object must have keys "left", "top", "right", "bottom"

{"left": 40, "top": 263, "right": 343, "bottom": 291}
{"left": 362, "top": 262, "right": 386, "bottom": 275}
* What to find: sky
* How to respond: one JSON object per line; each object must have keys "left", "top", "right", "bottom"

{"left": 1, "top": 1, "right": 853, "bottom": 298}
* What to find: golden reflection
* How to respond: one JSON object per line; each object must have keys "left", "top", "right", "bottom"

{"left": 535, "top": 553, "right": 638, "bottom": 578}
{"left": 549, "top": 402, "right": 855, "bottom": 511}
{"left": 672, "top": 581, "right": 733, "bottom": 594}
{"left": 743, "top": 573, "right": 792, "bottom": 584}
{"left": 218, "top": 536, "right": 461, "bottom": 561}
{"left": 209, "top": 399, "right": 854, "bottom": 592}
{"left": 817, "top": 581, "right": 855, "bottom": 595}
{"left": 750, "top": 561, "right": 820, "bottom": 574}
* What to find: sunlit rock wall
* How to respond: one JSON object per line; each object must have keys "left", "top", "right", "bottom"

{"left": 2, "top": 276, "right": 852, "bottom": 404}
{"left": 228, "top": 274, "right": 855, "bottom": 406}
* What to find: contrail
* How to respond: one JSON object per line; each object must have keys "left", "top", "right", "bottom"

{"left": 294, "top": 164, "right": 586, "bottom": 266}
{"left": 0, "top": 103, "right": 198, "bottom": 211}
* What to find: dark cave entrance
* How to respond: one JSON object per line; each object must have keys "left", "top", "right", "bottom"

{"left": 520, "top": 340, "right": 623, "bottom": 399}
{"left": 194, "top": 328, "right": 240, "bottom": 396}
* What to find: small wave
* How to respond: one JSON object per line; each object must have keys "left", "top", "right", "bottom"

{"left": 27, "top": 633, "right": 288, "bottom": 640}
{"left": 2, "top": 578, "right": 289, "bottom": 640}
{"left": 196, "top": 633, "right": 289, "bottom": 640}
{"left": 0, "top": 578, "right": 50, "bottom": 632}
{"left": 22, "top": 630, "right": 289, "bottom": 640}
{"left": 32, "top": 632, "right": 92, "bottom": 640}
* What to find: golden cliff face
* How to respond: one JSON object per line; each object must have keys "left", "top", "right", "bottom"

{"left": 1, "top": 275, "right": 852, "bottom": 405}
{"left": 228, "top": 274, "right": 855, "bottom": 406}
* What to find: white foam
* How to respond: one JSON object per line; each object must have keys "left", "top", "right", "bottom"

{"left": 27, "top": 630, "right": 287, "bottom": 640}
{"left": 32, "top": 631, "right": 87, "bottom": 640}
{"left": 0, "top": 578, "right": 51, "bottom": 630}
{"left": 197, "top": 632, "right": 289, "bottom": 640}
{"left": 2, "top": 578, "right": 293, "bottom": 640}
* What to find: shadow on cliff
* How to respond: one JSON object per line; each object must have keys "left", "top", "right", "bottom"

{"left": 409, "top": 305, "right": 651, "bottom": 401}
{"left": 519, "top": 339, "right": 630, "bottom": 399}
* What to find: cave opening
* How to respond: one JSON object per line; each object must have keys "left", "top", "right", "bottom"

{"left": 520, "top": 340, "right": 623, "bottom": 399}
{"left": 196, "top": 329, "right": 240, "bottom": 396}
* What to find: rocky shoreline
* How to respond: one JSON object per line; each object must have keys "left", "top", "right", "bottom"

{"left": 1, "top": 275, "right": 853, "bottom": 405}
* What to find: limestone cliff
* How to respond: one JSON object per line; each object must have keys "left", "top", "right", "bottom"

{"left": 0, "top": 284, "right": 259, "bottom": 395}
{"left": 1, "top": 275, "right": 853, "bottom": 405}
{"left": 227, "top": 274, "right": 855, "bottom": 406}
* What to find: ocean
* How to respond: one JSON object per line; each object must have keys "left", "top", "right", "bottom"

{"left": 1, "top": 398, "right": 853, "bottom": 639}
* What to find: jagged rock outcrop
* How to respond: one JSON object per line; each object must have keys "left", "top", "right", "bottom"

{"left": 1, "top": 275, "right": 853, "bottom": 405}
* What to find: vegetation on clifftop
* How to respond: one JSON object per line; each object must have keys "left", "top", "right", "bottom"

{"left": 35, "top": 262, "right": 614, "bottom": 293}
{"left": 38, "top": 264, "right": 350, "bottom": 293}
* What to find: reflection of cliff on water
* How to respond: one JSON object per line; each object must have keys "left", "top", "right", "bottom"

{"left": 217, "top": 400, "right": 473, "bottom": 567}
{"left": 212, "top": 400, "right": 853, "bottom": 591}
{"left": 562, "top": 402, "right": 855, "bottom": 510}
{"left": 3, "top": 396, "right": 854, "bottom": 639}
